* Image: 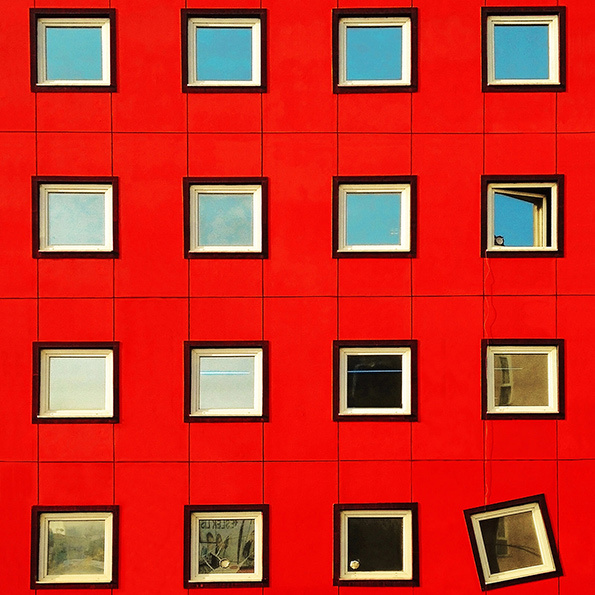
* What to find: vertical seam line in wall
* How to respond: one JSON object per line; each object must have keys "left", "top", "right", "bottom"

{"left": 259, "top": 6, "right": 265, "bottom": 580}
{"left": 336, "top": 4, "right": 341, "bottom": 593}
{"left": 108, "top": 5, "right": 115, "bottom": 594}
{"left": 185, "top": 7, "right": 191, "bottom": 594}
{"left": 409, "top": 5, "right": 414, "bottom": 593}
{"left": 554, "top": 42, "right": 560, "bottom": 591}
{"left": 409, "top": 8, "right": 413, "bottom": 514}
{"left": 482, "top": 0, "right": 488, "bottom": 507}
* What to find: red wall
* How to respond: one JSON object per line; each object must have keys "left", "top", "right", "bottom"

{"left": 2, "top": 0, "right": 595, "bottom": 593}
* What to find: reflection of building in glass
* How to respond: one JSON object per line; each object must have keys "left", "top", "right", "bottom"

{"left": 494, "top": 354, "right": 549, "bottom": 407}
{"left": 480, "top": 512, "right": 543, "bottom": 574}
{"left": 198, "top": 519, "right": 255, "bottom": 575}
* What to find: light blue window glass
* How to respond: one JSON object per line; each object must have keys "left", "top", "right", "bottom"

{"left": 196, "top": 27, "right": 252, "bottom": 81}
{"left": 45, "top": 27, "right": 103, "bottom": 81}
{"left": 48, "top": 192, "right": 105, "bottom": 246}
{"left": 346, "top": 26, "right": 402, "bottom": 81}
{"left": 48, "top": 193, "right": 106, "bottom": 246}
{"left": 199, "top": 356, "right": 255, "bottom": 409}
{"left": 494, "top": 192, "right": 536, "bottom": 247}
{"left": 494, "top": 24, "right": 549, "bottom": 80}
{"left": 197, "top": 193, "right": 253, "bottom": 246}
{"left": 346, "top": 192, "right": 401, "bottom": 246}
{"left": 49, "top": 356, "right": 107, "bottom": 411}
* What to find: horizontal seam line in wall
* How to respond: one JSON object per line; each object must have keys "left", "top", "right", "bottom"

{"left": 3, "top": 293, "right": 594, "bottom": 300}
{"left": 12, "top": 458, "right": 595, "bottom": 464}
{"left": 7, "top": 130, "right": 595, "bottom": 135}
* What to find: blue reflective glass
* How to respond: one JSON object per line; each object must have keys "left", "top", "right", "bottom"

{"left": 346, "top": 26, "right": 402, "bottom": 81}
{"left": 198, "top": 194, "right": 253, "bottom": 246}
{"left": 494, "top": 192, "right": 534, "bottom": 247}
{"left": 48, "top": 193, "right": 106, "bottom": 246}
{"left": 196, "top": 27, "right": 253, "bottom": 81}
{"left": 494, "top": 24, "right": 549, "bottom": 80}
{"left": 45, "top": 27, "right": 103, "bottom": 81}
{"left": 346, "top": 192, "right": 401, "bottom": 246}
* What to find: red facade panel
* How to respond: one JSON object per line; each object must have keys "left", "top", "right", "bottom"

{"left": 4, "top": 1, "right": 595, "bottom": 593}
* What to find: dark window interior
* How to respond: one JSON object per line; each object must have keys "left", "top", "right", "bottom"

{"left": 347, "top": 354, "right": 402, "bottom": 408}
{"left": 347, "top": 516, "right": 403, "bottom": 572}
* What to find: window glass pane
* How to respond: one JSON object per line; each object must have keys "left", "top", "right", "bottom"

{"left": 199, "top": 356, "right": 255, "bottom": 409}
{"left": 347, "top": 354, "right": 402, "bottom": 409}
{"left": 196, "top": 27, "right": 253, "bottom": 81}
{"left": 47, "top": 519, "right": 105, "bottom": 576}
{"left": 198, "top": 518, "right": 255, "bottom": 574}
{"left": 494, "top": 24, "right": 549, "bottom": 80}
{"left": 493, "top": 353, "right": 549, "bottom": 407}
{"left": 346, "top": 26, "right": 402, "bottom": 81}
{"left": 197, "top": 194, "right": 253, "bottom": 246}
{"left": 346, "top": 192, "right": 401, "bottom": 246}
{"left": 347, "top": 517, "right": 403, "bottom": 572}
{"left": 494, "top": 192, "right": 536, "bottom": 247}
{"left": 49, "top": 356, "right": 107, "bottom": 411}
{"left": 479, "top": 512, "right": 543, "bottom": 575}
{"left": 46, "top": 27, "right": 103, "bottom": 81}
{"left": 48, "top": 193, "right": 106, "bottom": 246}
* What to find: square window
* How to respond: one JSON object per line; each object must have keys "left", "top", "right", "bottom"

{"left": 481, "top": 176, "right": 563, "bottom": 257}
{"left": 184, "top": 178, "right": 267, "bottom": 258}
{"left": 33, "top": 343, "right": 119, "bottom": 423}
{"left": 333, "top": 177, "right": 416, "bottom": 257}
{"left": 333, "top": 9, "right": 417, "bottom": 93}
{"left": 334, "top": 341, "right": 417, "bottom": 421}
{"left": 34, "top": 177, "right": 118, "bottom": 258}
{"left": 482, "top": 340, "right": 563, "bottom": 419}
{"left": 464, "top": 495, "right": 562, "bottom": 590}
{"left": 184, "top": 505, "right": 268, "bottom": 588}
{"left": 185, "top": 342, "right": 268, "bottom": 422}
{"left": 182, "top": 10, "right": 266, "bottom": 92}
{"left": 482, "top": 8, "right": 565, "bottom": 91}
{"left": 30, "top": 9, "right": 116, "bottom": 91}
{"left": 334, "top": 503, "right": 418, "bottom": 586}
{"left": 31, "top": 506, "right": 118, "bottom": 588}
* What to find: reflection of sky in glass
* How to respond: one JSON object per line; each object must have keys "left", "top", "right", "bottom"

{"left": 346, "top": 26, "right": 402, "bottom": 81}
{"left": 346, "top": 192, "right": 401, "bottom": 246}
{"left": 199, "top": 356, "right": 255, "bottom": 409}
{"left": 494, "top": 25, "right": 549, "bottom": 80}
{"left": 198, "top": 194, "right": 253, "bottom": 246}
{"left": 494, "top": 193, "right": 534, "bottom": 247}
{"left": 46, "top": 27, "right": 103, "bottom": 81}
{"left": 47, "top": 519, "right": 105, "bottom": 576}
{"left": 48, "top": 193, "right": 105, "bottom": 246}
{"left": 49, "top": 356, "right": 107, "bottom": 410}
{"left": 196, "top": 27, "right": 252, "bottom": 81}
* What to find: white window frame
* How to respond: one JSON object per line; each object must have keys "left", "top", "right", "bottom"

{"left": 486, "top": 14, "right": 560, "bottom": 86}
{"left": 39, "top": 348, "right": 114, "bottom": 419}
{"left": 190, "top": 348, "right": 263, "bottom": 417}
{"left": 339, "top": 508, "right": 414, "bottom": 581}
{"left": 189, "top": 184, "right": 262, "bottom": 254}
{"left": 338, "top": 183, "right": 411, "bottom": 253}
{"left": 338, "top": 17, "right": 412, "bottom": 87}
{"left": 189, "top": 510, "right": 264, "bottom": 583}
{"left": 338, "top": 347, "right": 412, "bottom": 417}
{"left": 487, "top": 182, "right": 558, "bottom": 253}
{"left": 469, "top": 502, "right": 557, "bottom": 587}
{"left": 37, "top": 511, "right": 114, "bottom": 584}
{"left": 486, "top": 345, "right": 559, "bottom": 415}
{"left": 39, "top": 183, "right": 114, "bottom": 253}
{"left": 187, "top": 17, "right": 261, "bottom": 87}
{"left": 37, "top": 17, "right": 111, "bottom": 86}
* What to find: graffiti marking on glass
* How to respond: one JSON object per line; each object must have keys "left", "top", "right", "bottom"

{"left": 199, "top": 518, "right": 255, "bottom": 574}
